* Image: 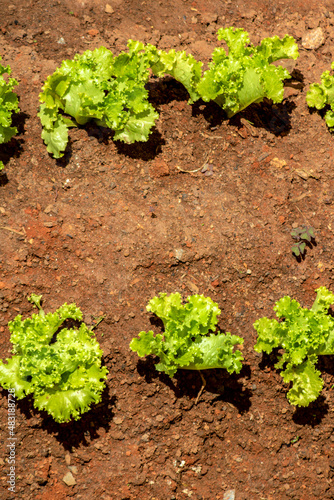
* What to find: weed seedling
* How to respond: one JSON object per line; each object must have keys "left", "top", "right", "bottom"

{"left": 291, "top": 226, "right": 315, "bottom": 257}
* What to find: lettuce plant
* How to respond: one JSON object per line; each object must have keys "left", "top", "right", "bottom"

{"left": 130, "top": 293, "right": 244, "bottom": 377}
{"left": 196, "top": 27, "right": 299, "bottom": 118}
{"left": 306, "top": 62, "right": 334, "bottom": 128}
{"left": 38, "top": 41, "right": 159, "bottom": 158}
{"left": 254, "top": 287, "right": 334, "bottom": 407}
{"left": 0, "top": 57, "right": 20, "bottom": 170}
{"left": 0, "top": 294, "right": 108, "bottom": 423}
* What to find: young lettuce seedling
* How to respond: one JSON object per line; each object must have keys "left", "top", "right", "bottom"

{"left": 254, "top": 286, "right": 334, "bottom": 407}
{"left": 130, "top": 293, "right": 244, "bottom": 387}
{"left": 0, "top": 294, "right": 108, "bottom": 423}
{"left": 0, "top": 56, "right": 20, "bottom": 170}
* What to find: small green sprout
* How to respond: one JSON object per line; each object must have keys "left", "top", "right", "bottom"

{"left": 291, "top": 226, "right": 315, "bottom": 257}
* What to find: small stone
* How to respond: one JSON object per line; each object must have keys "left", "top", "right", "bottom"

{"left": 129, "top": 473, "right": 146, "bottom": 486}
{"left": 239, "top": 8, "right": 257, "bottom": 19}
{"left": 43, "top": 221, "right": 57, "bottom": 228}
{"left": 109, "top": 431, "right": 125, "bottom": 440}
{"left": 62, "top": 471, "right": 76, "bottom": 486}
{"left": 270, "top": 157, "right": 287, "bottom": 169}
{"left": 87, "top": 29, "right": 99, "bottom": 37}
{"left": 113, "top": 417, "right": 124, "bottom": 425}
{"left": 223, "top": 491, "right": 235, "bottom": 500}
{"left": 57, "top": 37, "right": 66, "bottom": 45}
{"left": 174, "top": 248, "right": 184, "bottom": 261}
{"left": 105, "top": 4, "right": 114, "bottom": 13}
{"left": 65, "top": 453, "right": 71, "bottom": 466}
{"left": 302, "top": 28, "right": 325, "bottom": 49}
{"left": 44, "top": 205, "right": 54, "bottom": 214}
{"left": 201, "top": 13, "right": 218, "bottom": 24}
{"left": 149, "top": 159, "right": 170, "bottom": 178}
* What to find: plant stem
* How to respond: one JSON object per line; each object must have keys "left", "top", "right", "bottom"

{"left": 195, "top": 370, "right": 206, "bottom": 405}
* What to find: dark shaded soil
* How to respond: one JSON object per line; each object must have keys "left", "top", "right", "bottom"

{"left": 1, "top": 0, "right": 334, "bottom": 499}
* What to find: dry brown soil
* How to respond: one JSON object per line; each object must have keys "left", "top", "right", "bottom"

{"left": 1, "top": 0, "right": 334, "bottom": 499}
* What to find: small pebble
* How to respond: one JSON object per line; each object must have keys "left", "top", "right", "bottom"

{"left": 62, "top": 471, "right": 76, "bottom": 486}
{"left": 223, "top": 490, "right": 235, "bottom": 500}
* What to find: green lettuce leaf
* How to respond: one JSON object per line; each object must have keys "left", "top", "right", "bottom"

{"left": 38, "top": 42, "right": 159, "bottom": 158}
{"left": 282, "top": 359, "right": 323, "bottom": 407}
{"left": 254, "top": 287, "right": 334, "bottom": 406}
{"left": 147, "top": 45, "right": 203, "bottom": 103}
{"left": 130, "top": 293, "right": 244, "bottom": 377}
{"left": 197, "top": 27, "right": 299, "bottom": 118}
{"left": 307, "top": 62, "right": 334, "bottom": 129}
{"left": 0, "top": 56, "right": 19, "bottom": 146}
{"left": 0, "top": 295, "right": 108, "bottom": 423}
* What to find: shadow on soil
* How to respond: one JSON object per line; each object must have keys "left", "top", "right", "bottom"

{"left": 114, "top": 129, "right": 165, "bottom": 161}
{"left": 12, "top": 386, "right": 116, "bottom": 451}
{"left": 147, "top": 76, "right": 190, "bottom": 106}
{"left": 230, "top": 99, "right": 297, "bottom": 137}
{"left": 136, "top": 356, "right": 252, "bottom": 414}
{"left": 52, "top": 74, "right": 300, "bottom": 166}
{"left": 0, "top": 111, "right": 29, "bottom": 177}
{"left": 191, "top": 95, "right": 296, "bottom": 137}
{"left": 292, "top": 395, "right": 329, "bottom": 427}
{"left": 55, "top": 123, "right": 166, "bottom": 166}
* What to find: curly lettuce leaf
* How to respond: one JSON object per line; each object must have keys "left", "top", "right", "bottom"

{"left": 307, "top": 62, "right": 334, "bottom": 129}
{"left": 197, "top": 27, "right": 299, "bottom": 118}
{"left": 0, "top": 355, "right": 31, "bottom": 398}
{"left": 254, "top": 287, "right": 334, "bottom": 406}
{"left": 130, "top": 293, "right": 244, "bottom": 377}
{"left": 34, "top": 364, "right": 108, "bottom": 422}
{"left": 9, "top": 300, "right": 83, "bottom": 351}
{"left": 282, "top": 359, "right": 324, "bottom": 407}
{"left": 0, "top": 56, "right": 19, "bottom": 145}
{"left": 147, "top": 45, "right": 203, "bottom": 103}
{"left": 0, "top": 295, "right": 108, "bottom": 423}
{"left": 38, "top": 42, "right": 159, "bottom": 158}
{"left": 184, "top": 333, "right": 244, "bottom": 374}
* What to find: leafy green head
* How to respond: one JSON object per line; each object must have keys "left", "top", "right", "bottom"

{"left": 254, "top": 287, "right": 334, "bottom": 406}
{"left": 197, "top": 27, "right": 299, "bottom": 118}
{"left": 0, "top": 295, "right": 108, "bottom": 423}
{"left": 130, "top": 292, "right": 244, "bottom": 378}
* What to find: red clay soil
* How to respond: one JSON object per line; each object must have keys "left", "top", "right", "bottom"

{"left": 1, "top": 0, "right": 334, "bottom": 499}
